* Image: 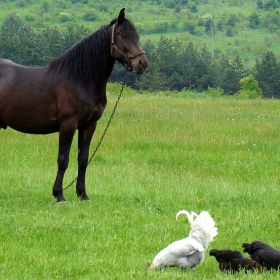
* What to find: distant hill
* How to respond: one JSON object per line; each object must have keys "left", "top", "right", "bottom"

{"left": 0, "top": 0, "right": 279, "bottom": 65}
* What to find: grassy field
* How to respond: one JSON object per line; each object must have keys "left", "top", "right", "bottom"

{"left": 1, "top": 90, "right": 280, "bottom": 279}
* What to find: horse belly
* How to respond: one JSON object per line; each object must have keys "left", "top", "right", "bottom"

{"left": 8, "top": 120, "right": 59, "bottom": 134}
{"left": 1, "top": 112, "right": 59, "bottom": 134}
{"left": 0, "top": 64, "right": 59, "bottom": 134}
{"left": 0, "top": 97, "right": 59, "bottom": 134}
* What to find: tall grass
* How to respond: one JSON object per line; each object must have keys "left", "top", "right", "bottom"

{"left": 1, "top": 92, "right": 280, "bottom": 279}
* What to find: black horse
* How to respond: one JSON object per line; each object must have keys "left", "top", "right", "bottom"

{"left": 0, "top": 9, "right": 148, "bottom": 202}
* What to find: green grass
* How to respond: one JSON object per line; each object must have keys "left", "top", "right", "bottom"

{"left": 1, "top": 91, "right": 280, "bottom": 279}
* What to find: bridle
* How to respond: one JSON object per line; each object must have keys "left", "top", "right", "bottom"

{"left": 110, "top": 23, "right": 146, "bottom": 71}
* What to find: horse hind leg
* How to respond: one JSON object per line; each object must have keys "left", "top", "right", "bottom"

{"left": 53, "top": 123, "right": 76, "bottom": 202}
{"left": 76, "top": 123, "right": 97, "bottom": 200}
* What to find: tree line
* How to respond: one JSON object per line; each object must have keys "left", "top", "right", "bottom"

{"left": 112, "top": 35, "right": 280, "bottom": 98}
{"left": 1, "top": 14, "right": 280, "bottom": 98}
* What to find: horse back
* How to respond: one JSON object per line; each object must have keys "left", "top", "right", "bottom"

{"left": 0, "top": 60, "right": 107, "bottom": 134}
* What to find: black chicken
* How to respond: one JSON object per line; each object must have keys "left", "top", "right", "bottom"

{"left": 242, "top": 241, "right": 280, "bottom": 270}
{"left": 210, "top": 249, "right": 264, "bottom": 273}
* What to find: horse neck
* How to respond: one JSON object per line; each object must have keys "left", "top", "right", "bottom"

{"left": 47, "top": 25, "right": 115, "bottom": 88}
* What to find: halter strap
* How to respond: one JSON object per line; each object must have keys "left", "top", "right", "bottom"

{"left": 110, "top": 23, "right": 146, "bottom": 61}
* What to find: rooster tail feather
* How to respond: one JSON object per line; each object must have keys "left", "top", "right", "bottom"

{"left": 191, "top": 211, "right": 218, "bottom": 243}
{"left": 176, "top": 210, "right": 198, "bottom": 225}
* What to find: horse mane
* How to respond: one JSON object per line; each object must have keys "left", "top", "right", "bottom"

{"left": 46, "top": 24, "right": 112, "bottom": 87}
{"left": 46, "top": 18, "right": 139, "bottom": 88}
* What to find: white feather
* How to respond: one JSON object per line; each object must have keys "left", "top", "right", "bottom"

{"left": 149, "top": 210, "right": 218, "bottom": 270}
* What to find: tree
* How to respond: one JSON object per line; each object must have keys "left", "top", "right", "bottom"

{"left": 211, "top": 54, "right": 230, "bottom": 92}
{"left": 0, "top": 14, "right": 36, "bottom": 65}
{"left": 63, "top": 24, "right": 90, "bottom": 50}
{"left": 205, "top": 18, "right": 214, "bottom": 34}
{"left": 42, "top": 27, "right": 64, "bottom": 58}
{"left": 1, "top": 13, "right": 25, "bottom": 32}
{"left": 139, "top": 36, "right": 183, "bottom": 90}
{"left": 236, "top": 74, "right": 263, "bottom": 99}
{"left": 224, "top": 54, "right": 247, "bottom": 94}
{"left": 195, "top": 44, "right": 214, "bottom": 91}
{"left": 263, "top": 0, "right": 280, "bottom": 9}
{"left": 133, "top": 38, "right": 160, "bottom": 90}
{"left": 249, "top": 12, "right": 261, "bottom": 28}
{"left": 225, "top": 26, "right": 234, "bottom": 37}
{"left": 190, "top": 4, "right": 198, "bottom": 13}
{"left": 263, "top": 9, "right": 280, "bottom": 31}
{"left": 174, "top": 5, "right": 182, "bottom": 13}
{"left": 257, "top": 0, "right": 263, "bottom": 8}
{"left": 240, "top": 74, "right": 260, "bottom": 91}
{"left": 252, "top": 50, "right": 280, "bottom": 98}
{"left": 227, "top": 13, "right": 238, "bottom": 27}
{"left": 210, "top": 54, "right": 247, "bottom": 95}
{"left": 179, "top": 42, "right": 200, "bottom": 90}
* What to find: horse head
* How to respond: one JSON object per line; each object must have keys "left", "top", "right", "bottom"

{"left": 110, "top": 8, "right": 148, "bottom": 74}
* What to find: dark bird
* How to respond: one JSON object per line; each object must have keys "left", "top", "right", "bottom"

{"left": 210, "top": 249, "right": 264, "bottom": 273}
{"left": 242, "top": 241, "right": 280, "bottom": 270}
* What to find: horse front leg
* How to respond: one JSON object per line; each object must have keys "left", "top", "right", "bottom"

{"left": 53, "top": 123, "right": 76, "bottom": 202}
{"left": 76, "top": 122, "right": 97, "bottom": 200}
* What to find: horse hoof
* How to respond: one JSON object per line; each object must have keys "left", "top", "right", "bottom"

{"left": 78, "top": 193, "right": 90, "bottom": 201}
{"left": 56, "top": 196, "right": 66, "bottom": 203}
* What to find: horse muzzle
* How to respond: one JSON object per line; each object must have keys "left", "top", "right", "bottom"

{"left": 131, "top": 54, "right": 149, "bottom": 74}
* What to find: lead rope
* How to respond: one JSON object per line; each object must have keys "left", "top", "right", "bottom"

{"left": 63, "top": 68, "right": 131, "bottom": 191}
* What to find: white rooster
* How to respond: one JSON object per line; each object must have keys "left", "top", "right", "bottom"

{"left": 148, "top": 210, "right": 218, "bottom": 270}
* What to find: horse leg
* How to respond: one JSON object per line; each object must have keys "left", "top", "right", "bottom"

{"left": 52, "top": 123, "right": 76, "bottom": 202}
{"left": 76, "top": 122, "right": 97, "bottom": 200}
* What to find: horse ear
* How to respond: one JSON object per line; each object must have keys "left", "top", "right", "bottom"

{"left": 118, "top": 8, "right": 125, "bottom": 24}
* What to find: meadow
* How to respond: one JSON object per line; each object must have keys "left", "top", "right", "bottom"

{"left": 1, "top": 88, "right": 280, "bottom": 279}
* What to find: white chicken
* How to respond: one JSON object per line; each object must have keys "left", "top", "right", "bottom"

{"left": 148, "top": 210, "right": 218, "bottom": 270}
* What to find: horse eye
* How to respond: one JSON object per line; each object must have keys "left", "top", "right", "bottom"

{"left": 121, "top": 34, "right": 127, "bottom": 39}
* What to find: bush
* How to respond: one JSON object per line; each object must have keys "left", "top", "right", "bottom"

{"left": 234, "top": 89, "right": 262, "bottom": 99}
{"left": 83, "top": 9, "right": 99, "bottom": 21}
{"left": 41, "top": 1, "right": 50, "bottom": 13}
{"left": 58, "top": 13, "right": 71, "bottom": 23}
{"left": 152, "top": 22, "right": 169, "bottom": 33}
{"left": 202, "top": 86, "right": 224, "bottom": 97}
{"left": 226, "top": 26, "right": 234, "bottom": 37}
{"left": 189, "top": 4, "right": 198, "bottom": 13}
{"left": 174, "top": 5, "right": 182, "bottom": 13}
{"left": 263, "top": 0, "right": 280, "bottom": 9}
{"left": 55, "top": 0, "right": 69, "bottom": 9}
{"left": 257, "top": 0, "right": 263, "bottom": 8}
{"left": 107, "top": 83, "right": 138, "bottom": 97}
{"left": 183, "top": 19, "right": 196, "bottom": 34}
{"left": 25, "top": 14, "right": 35, "bottom": 22}
{"left": 235, "top": 74, "right": 263, "bottom": 99}
{"left": 16, "top": 0, "right": 25, "bottom": 7}
{"left": 249, "top": 12, "right": 261, "bottom": 28}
